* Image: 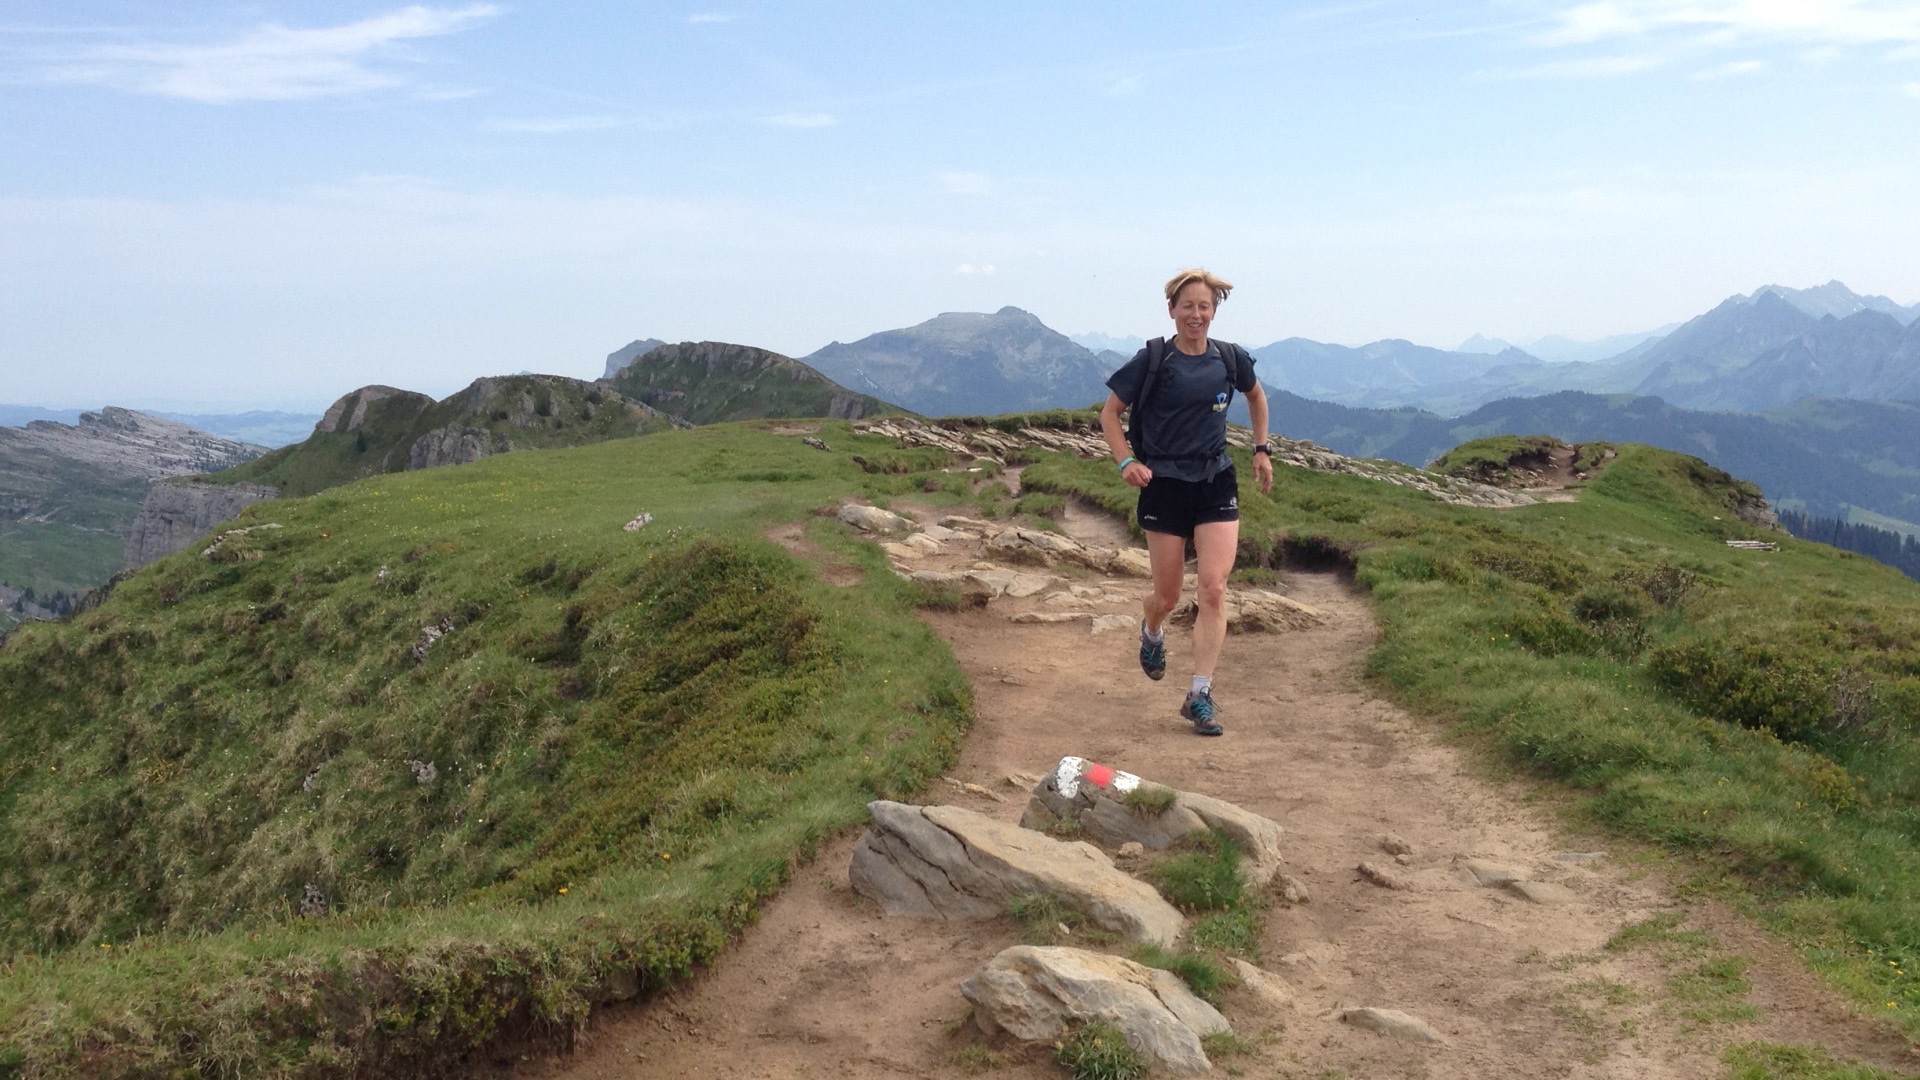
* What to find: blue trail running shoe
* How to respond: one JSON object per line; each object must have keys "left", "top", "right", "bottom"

{"left": 1180, "top": 690, "right": 1223, "bottom": 736}
{"left": 1139, "top": 623, "right": 1166, "bottom": 681}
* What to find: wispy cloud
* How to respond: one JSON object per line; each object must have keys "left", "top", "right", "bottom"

{"left": 40, "top": 4, "right": 498, "bottom": 103}
{"left": 762, "top": 112, "right": 835, "bottom": 128}
{"left": 483, "top": 115, "right": 625, "bottom": 133}
{"left": 1106, "top": 74, "right": 1142, "bottom": 96}
{"left": 687, "top": 13, "right": 742, "bottom": 24}
{"left": 1482, "top": 53, "right": 1665, "bottom": 79}
{"left": 1538, "top": 1, "right": 1920, "bottom": 48}
{"left": 953, "top": 263, "right": 997, "bottom": 275}
{"left": 1690, "top": 57, "right": 1765, "bottom": 79}
{"left": 938, "top": 171, "right": 992, "bottom": 196}
{"left": 1907, "top": 81, "right": 1920, "bottom": 97}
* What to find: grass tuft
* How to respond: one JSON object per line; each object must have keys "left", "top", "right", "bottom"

{"left": 1131, "top": 943, "right": 1235, "bottom": 1005}
{"left": 1119, "top": 785, "right": 1177, "bottom": 816}
{"left": 1147, "top": 830, "right": 1245, "bottom": 913}
{"left": 1053, "top": 1021, "right": 1146, "bottom": 1080}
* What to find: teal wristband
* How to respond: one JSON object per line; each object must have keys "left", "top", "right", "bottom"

{"left": 1117, "top": 456, "right": 1135, "bottom": 473}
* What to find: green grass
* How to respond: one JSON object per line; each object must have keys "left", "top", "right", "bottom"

{"left": 1146, "top": 830, "right": 1246, "bottom": 913}
{"left": 0, "top": 420, "right": 979, "bottom": 1077}
{"left": 1021, "top": 438, "right": 1920, "bottom": 1038}
{"left": 1129, "top": 943, "right": 1234, "bottom": 1006}
{"left": 1725, "top": 1042, "right": 1908, "bottom": 1079}
{"left": 1431, "top": 434, "right": 1564, "bottom": 484}
{"left": 1119, "top": 784, "right": 1177, "bottom": 816}
{"left": 1053, "top": 1021, "right": 1146, "bottom": 1080}
{"left": 1190, "top": 908, "right": 1262, "bottom": 959}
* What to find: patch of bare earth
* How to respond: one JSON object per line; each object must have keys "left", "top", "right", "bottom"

{"left": 507, "top": 505, "right": 1914, "bottom": 1080}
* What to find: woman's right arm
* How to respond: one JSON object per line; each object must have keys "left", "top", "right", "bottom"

{"left": 1099, "top": 393, "right": 1152, "bottom": 488}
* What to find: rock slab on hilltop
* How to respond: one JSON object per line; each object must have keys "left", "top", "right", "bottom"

{"left": 848, "top": 801, "right": 1185, "bottom": 946}
{"left": 960, "top": 945, "right": 1230, "bottom": 1076}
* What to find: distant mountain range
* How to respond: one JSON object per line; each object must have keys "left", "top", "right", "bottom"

{"left": 1267, "top": 389, "right": 1920, "bottom": 531}
{"left": 1313, "top": 281, "right": 1920, "bottom": 415}
{"left": 804, "top": 307, "right": 1121, "bottom": 416}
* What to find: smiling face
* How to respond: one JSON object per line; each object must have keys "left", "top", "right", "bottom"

{"left": 1169, "top": 280, "right": 1216, "bottom": 343}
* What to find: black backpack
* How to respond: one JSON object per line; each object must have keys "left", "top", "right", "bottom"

{"left": 1126, "top": 337, "right": 1243, "bottom": 462}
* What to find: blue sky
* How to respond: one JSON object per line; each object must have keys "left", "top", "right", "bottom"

{"left": 4, "top": 1, "right": 1920, "bottom": 410}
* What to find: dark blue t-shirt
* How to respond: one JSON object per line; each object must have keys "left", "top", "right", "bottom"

{"left": 1107, "top": 341, "right": 1258, "bottom": 483}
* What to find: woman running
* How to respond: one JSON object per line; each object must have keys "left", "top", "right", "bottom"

{"left": 1098, "top": 268, "right": 1273, "bottom": 736}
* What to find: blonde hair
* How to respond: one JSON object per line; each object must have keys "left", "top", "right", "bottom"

{"left": 1164, "top": 268, "right": 1233, "bottom": 307}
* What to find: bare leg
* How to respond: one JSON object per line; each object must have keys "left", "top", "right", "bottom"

{"left": 1142, "top": 530, "right": 1187, "bottom": 633}
{"left": 1190, "top": 520, "right": 1240, "bottom": 678}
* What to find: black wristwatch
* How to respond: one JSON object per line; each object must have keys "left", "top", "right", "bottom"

{"left": 1252, "top": 443, "right": 1271, "bottom": 456}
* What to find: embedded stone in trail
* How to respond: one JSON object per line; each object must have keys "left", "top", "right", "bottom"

{"left": 1226, "top": 957, "right": 1296, "bottom": 1012}
{"left": 837, "top": 503, "right": 912, "bottom": 533}
{"left": 961, "top": 945, "right": 1229, "bottom": 1077}
{"left": 1338, "top": 1006, "right": 1442, "bottom": 1042}
{"left": 848, "top": 801, "right": 1186, "bottom": 946}
{"left": 1458, "top": 858, "right": 1526, "bottom": 887}
{"left": 1020, "top": 756, "right": 1288, "bottom": 886}
{"left": 1505, "top": 880, "right": 1574, "bottom": 905}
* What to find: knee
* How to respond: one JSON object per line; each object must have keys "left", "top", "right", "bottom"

{"left": 1153, "top": 581, "right": 1183, "bottom": 611}
{"left": 1197, "top": 577, "right": 1227, "bottom": 610}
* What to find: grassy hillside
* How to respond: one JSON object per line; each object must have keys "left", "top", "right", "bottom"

{"left": 15, "top": 409, "right": 1920, "bottom": 1074}
{"left": 1026, "top": 436, "right": 1920, "bottom": 1036}
{"left": 0, "top": 422, "right": 973, "bottom": 1077}
{"left": 214, "top": 376, "right": 676, "bottom": 498}
{"left": 606, "top": 340, "right": 901, "bottom": 424}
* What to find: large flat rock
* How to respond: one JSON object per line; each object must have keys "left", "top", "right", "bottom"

{"left": 848, "top": 801, "right": 1185, "bottom": 946}
{"left": 961, "top": 946, "right": 1229, "bottom": 1076}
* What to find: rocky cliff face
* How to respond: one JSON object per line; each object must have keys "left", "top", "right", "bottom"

{"left": 123, "top": 479, "right": 280, "bottom": 570}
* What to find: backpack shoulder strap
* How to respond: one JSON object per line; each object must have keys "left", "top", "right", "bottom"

{"left": 1215, "top": 339, "right": 1240, "bottom": 408}
{"left": 1127, "top": 337, "right": 1169, "bottom": 454}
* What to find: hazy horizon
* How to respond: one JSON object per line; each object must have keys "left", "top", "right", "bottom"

{"left": 6, "top": 2, "right": 1920, "bottom": 409}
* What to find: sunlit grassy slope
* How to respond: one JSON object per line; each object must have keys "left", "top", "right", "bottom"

{"left": 0, "top": 422, "right": 972, "bottom": 1077}
{"left": 1026, "top": 434, "right": 1920, "bottom": 1035}
{"left": 11, "top": 411, "right": 1920, "bottom": 1077}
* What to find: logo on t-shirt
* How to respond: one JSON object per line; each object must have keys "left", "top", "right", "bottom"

{"left": 1212, "top": 392, "right": 1228, "bottom": 413}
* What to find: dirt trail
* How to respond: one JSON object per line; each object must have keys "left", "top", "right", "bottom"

{"left": 507, "top": 508, "right": 1913, "bottom": 1079}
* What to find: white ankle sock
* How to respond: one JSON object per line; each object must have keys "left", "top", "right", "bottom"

{"left": 1190, "top": 675, "right": 1212, "bottom": 697}
{"left": 1142, "top": 621, "right": 1164, "bottom": 643}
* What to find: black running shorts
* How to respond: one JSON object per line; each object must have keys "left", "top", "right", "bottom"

{"left": 1136, "top": 465, "right": 1240, "bottom": 538}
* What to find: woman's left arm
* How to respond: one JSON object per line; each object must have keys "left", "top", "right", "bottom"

{"left": 1246, "top": 382, "right": 1273, "bottom": 493}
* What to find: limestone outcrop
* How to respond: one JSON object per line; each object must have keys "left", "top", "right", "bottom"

{"left": 124, "top": 479, "right": 279, "bottom": 570}
{"left": 848, "top": 801, "right": 1185, "bottom": 946}
{"left": 960, "top": 945, "right": 1230, "bottom": 1076}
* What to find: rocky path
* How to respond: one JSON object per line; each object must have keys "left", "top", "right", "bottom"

{"left": 506, "top": 506, "right": 1913, "bottom": 1079}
